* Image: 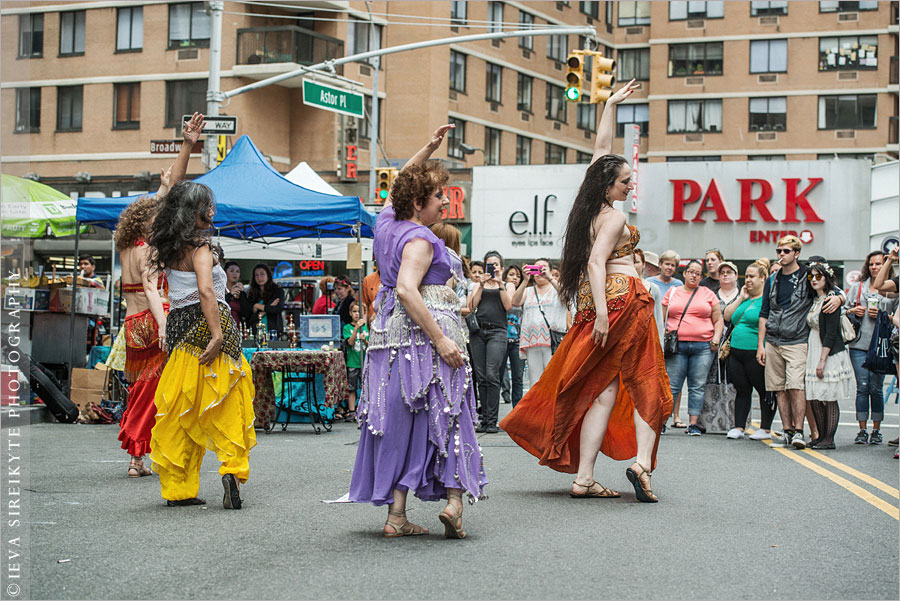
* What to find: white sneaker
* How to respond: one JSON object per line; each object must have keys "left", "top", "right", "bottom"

{"left": 748, "top": 428, "right": 771, "bottom": 441}
{"left": 726, "top": 428, "right": 744, "bottom": 439}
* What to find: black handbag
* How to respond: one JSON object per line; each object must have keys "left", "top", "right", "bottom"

{"left": 863, "top": 310, "right": 895, "bottom": 375}
{"left": 663, "top": 287, "right": 699, "bottom": 357}
{"left": 535, "top": 288, "right": 565, "bottom": 355}
{"left": 465, "top": 311, "right": 480, "bottom": 334}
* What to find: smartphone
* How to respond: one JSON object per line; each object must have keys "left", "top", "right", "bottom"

{"left": 524, "top": 264, "right": 543, "bottom": 275}
{"left": 486, "top": 263, "right": 496, "bottom": 277}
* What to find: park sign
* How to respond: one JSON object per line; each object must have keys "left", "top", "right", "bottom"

{"left": 302, "top": 80, "right": 364, "bottom": 118}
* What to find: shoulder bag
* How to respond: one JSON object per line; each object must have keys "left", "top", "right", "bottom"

{"left": 844, "top": 284, "right": 864, "bottom": 343}
{"left": 536, "top": 287, "right": 566, "bottom": 354}
{"left": 663, "top": 287, "right": 699, "bottom": 357}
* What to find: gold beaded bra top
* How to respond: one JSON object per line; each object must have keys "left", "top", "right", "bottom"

{"left": 609, "top": 224, "right": 640, "bottom": 260}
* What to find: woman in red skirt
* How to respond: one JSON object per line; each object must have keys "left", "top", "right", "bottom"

{"left": 500, "top": 81, "right": 672, "bottom": 502}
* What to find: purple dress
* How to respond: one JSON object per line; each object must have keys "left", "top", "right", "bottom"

{"left": 350, "top": 206, "right": 487, "bottom": 505}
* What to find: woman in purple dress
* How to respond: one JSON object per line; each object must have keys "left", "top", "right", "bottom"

{"left": 350, "top": 125, "right": 486, "bottom": 539}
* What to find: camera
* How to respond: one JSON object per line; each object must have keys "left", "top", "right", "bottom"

{"left": 326, "top": 282, "right": 334, "bottom": 291}
{"left": 486, "top": 263, "right": 496, "bottom": 277}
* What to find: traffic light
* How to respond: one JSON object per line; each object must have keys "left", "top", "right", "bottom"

{"left": 564, "top": 52, "right": 584, "bottom": 102}
{"left": 375, "top": 168, "right": 397, "bottom": 203}
{"left": 590, "top": 54, "right": 617, "bottom": 104}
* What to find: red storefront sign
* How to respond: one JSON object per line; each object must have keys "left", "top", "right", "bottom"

{"left": 441, "top": 186, "right": 466, "bottom": 220}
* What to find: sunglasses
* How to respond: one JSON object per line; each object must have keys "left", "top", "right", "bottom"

{"left": 776, "top": 248, "right": 795, "bottom": 255}
{"left": 705, "top": 248, "right": 720, "bottom": 254}
{"left": 807, "top": 273, "right": 824, "bottom": 281}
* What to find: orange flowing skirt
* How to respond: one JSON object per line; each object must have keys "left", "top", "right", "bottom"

{"left": 500, "top": 275, "right": 673, "bottom": 472}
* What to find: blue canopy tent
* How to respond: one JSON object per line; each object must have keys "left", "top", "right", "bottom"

{"left": 75, "top": 135, "right": 375, "bottom": 240}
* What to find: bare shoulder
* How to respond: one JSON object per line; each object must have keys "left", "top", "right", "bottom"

{"left": 591, "top": 208, "right": 626, "bottom": 237}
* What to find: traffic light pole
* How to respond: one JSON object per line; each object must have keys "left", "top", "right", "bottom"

{"left": 203, "top": 1, "right": 224, "bottom": 172}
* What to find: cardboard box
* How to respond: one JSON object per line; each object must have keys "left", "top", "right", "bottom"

{"left": 70, "top": 367, "right": 108, "bottom": 391}
{"left": 3, "top": 288, "right": 50, "bottom": 311}
{"left": 69, "top": 387, "right": 103, "bottom": 412}
{"left": 49, "top": 288, "right": 109, "bottom": 315}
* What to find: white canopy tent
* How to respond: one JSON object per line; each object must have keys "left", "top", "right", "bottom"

{"left": 284, "top": 162, "right": 344, "bottom": 196}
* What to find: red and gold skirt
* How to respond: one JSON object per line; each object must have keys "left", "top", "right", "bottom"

{"left": 500, "top": 275, "right": 672, "bottom": 472}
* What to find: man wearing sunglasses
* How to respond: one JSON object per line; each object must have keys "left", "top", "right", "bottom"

{"left": 758, "top": 237, "right": 845, "bottom": 449}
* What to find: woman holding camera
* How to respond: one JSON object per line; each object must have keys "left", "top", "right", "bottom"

{"left": 468, "top": 251, "right": 513, "bottom": 433}
{"left": 511, "top": 258, "right": 566, "bottom": 388}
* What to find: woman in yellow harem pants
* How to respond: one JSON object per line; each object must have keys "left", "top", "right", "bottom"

{"left": 148, "top": 180, "right": 256, "bottom": 509}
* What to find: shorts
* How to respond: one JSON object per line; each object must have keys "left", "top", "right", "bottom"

{"left": 764, "top": 342, "right": 808, "bottom": 392}
{"left": 347, "top": 367, "right": 361, "bottom": 391}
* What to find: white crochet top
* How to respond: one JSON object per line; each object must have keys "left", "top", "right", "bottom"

{"left": 166, "top": 263, "right": 228, "bottom": 310}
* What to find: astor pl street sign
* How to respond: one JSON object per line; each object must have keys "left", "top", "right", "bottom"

{"left": 183, "top": 115, "right": 238, "bottom": 135}
{"left": 302, "top": 80, "right": 364, "bottom": 118}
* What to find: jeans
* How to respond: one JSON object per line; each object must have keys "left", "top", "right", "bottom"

{"left": 849, "top": 348, "right": 885, "bottom": 422}
{"left": 665, "top": 341, "right": 715, "bottom": 417}
{"left": 500, "top": 339, "right": 525, "bottom": 407}
{"left": 470, "top": 326, "right": 508, "bottom": 427}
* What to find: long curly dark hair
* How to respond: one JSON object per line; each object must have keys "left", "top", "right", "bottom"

{"left": 557, "top": 155, "right": 628, "bottom": 306}
{"left": 147, "top": 181, "right": 216, "bottom": 271}
{"left": 114, "top": 196, "right": 159, "bottom": 251}
{"left": 247, "top": 263, "right": 279, "bottom": 303}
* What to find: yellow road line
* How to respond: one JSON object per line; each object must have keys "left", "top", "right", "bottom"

{"left": 800, "top": 449, "right": 900, "bottom": 500}
{"left": 749, "top": 424, "right": 899, "bottom": 520}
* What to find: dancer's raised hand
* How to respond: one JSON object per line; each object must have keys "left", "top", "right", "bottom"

{"left": 606, "top": 79, "right": 640, "bottom": 106}
{"left": 182, "top": 112, "right": 205, "bottom": 145}
{"left": 428, "top": 124, "right": 456, "bottom": 149}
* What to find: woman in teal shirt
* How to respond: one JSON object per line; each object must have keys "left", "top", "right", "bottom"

{"left": 723, "top": 260, "right": 775, "bottom": 440}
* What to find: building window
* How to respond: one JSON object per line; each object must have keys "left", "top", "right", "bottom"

{"left": 485, "top": 127, "right": 502, "bottom": 165}
{"left": 447, "top": 117, "right": 465, "bottom": 159}
{"left": 819, "top": 1, "right": 879, "bottom": 12}
{"left": 817, "top": 152, "right": 875, "bottom": 160}
{"left": 668, "top": 42, "right": 723, "bottom": 76}
{"left": 577, "top": 103, "right": 597, "bottom": 130}
{"left": 546, "top": 83, "right": 567, "bottom": 122}
{"left": 545, "top": 143, "right": 567, "bottom": 164}
{"left": 18, "top": 14, "right": 43, "bottom": 58}
{"left": 450, "top": 50, "right": 466, "bottom": 93}
{"left": 349, "top": 18, "right": 383, "bottom": 65}
{"left": 618, "top": 1, "right": 651, "bottom": 25}
{"left": 116, "top": 7, "right": 143, "bottom": 52}
{"left": 114, "top": 83, "right": 141, "bottom": 130}
{"left": 489, "top": 2, "right": 504, "bottom": 33}
{"left": 547, "top": 34, "right": 568, "bottom": 63}
{"left": 576, "top": 151, "right": 592, "bottom": 164}
{"left": 580, "top": 1, "right": 600, "bottom": 18}
{"left": 606, "top": 1, "right": 614, "bottom": 26}
{"left": 748, "top": 154, "right": 786, "bottom": 160}
{"left": 451, "top": 1, "right": 467, "bottom": 25}
{"left": 750, "top": 1, "right": 788, "bottom": 16}
{"left": 165, "top": 79, "right": 206, "bottom": 127}
{"left": 57, "top": 86, "right": 83, "bottom": 131}
{"left": 618, "top": 48, "right": 650, "bottom": 81}
{"left": 749, "top": 96, "right": 786, "bottom": 131}
{"left": 360, "top": 96, "right": 383, "bottom": 140}
{"left": 59, "top": 11, "right": 85, "bottom": 56}
{"left": 667, "top": 155, "right": 721, "bottom": 162}
{"left": 168, "top": 2, "right": 211, "bottom": 49}
{"left": 819, "top": 35, "right": 878, "bottom": 71}
{"left": 486, "top": 63, "right": 502, "bottom": 103}
{"left": 14, "top": 88, "right": 40, "bottom": 133}
{"left": 818, "top": 94, "right": 876, "bottom": 129}
{"left": 516, "top": 135, "right": 532, "bottom": 165}
{"left": 749, "top": 39, "right": 787, "bottom": 73}
{"left": 667, "top": 99, "right": 722, "bottom": 133}
{"left": 517, "top": 73, "right": 533, "bottom": 111}
{"left": 669, "top": 1, "right": 724, "bottom": 20}
{"left": 616, "top": 103, "right": 649, "bottom": 136}
{"left": 518, "top": 11, "right": 534, "bottom": 49}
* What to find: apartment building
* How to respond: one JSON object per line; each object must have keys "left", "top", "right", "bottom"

{"left": 2, "top": 0, "right": 897, "bottom": 196}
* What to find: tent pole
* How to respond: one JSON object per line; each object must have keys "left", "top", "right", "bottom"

{"left": 67, "top": 222, "right": 80, "bottom": 394}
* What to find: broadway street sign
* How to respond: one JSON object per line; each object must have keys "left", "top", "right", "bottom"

{"left": 302, "top": 80, "right": 364, "bottom": 118}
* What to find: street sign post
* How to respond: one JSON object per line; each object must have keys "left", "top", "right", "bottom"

{"left": 183, "top": 115, "right": 237, "bottom": 135}
{"left": 302, "top": 80, "right": 364, "bottom": 118}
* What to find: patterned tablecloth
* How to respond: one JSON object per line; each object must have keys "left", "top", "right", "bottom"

{"left": 250, "top": 350, "right": 349, "bottom": 431}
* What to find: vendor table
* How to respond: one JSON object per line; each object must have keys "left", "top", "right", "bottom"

{"left": 250, "top": 349, "right": 349, "bottom": 433}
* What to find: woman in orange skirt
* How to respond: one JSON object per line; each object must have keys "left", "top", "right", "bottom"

{"left": 500, "top": 80, "right": 672, "bottom": 502}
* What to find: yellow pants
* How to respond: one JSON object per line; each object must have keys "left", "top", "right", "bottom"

{"left": 151, "top": 348, "right": 257, "bottom": 501}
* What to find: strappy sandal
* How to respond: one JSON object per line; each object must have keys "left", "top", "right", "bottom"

{"left": 383, "top": 511, "right": 429, "bottom": 538}
{"left": 127, "top": 458, "right": 152, "bottom": 478}
{"left": 625, "top": 462, "right": 659, "bottom": 503}
{"left": 438, "top": 496, "right": 467, "bottom": 539}
{"left": 671, "top": 421, "right": 687, "bottom": 429}
{"left": 570, "top": 480, "right": 620, "bottom": 499}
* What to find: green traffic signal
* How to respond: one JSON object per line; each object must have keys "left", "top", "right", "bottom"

{"left": 565, "top": 87, "right": 581, "bottom": 101}
{"left": 379, "top": 189, "right": 389, "bottom": 199}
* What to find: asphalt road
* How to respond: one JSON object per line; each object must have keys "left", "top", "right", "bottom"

{"left": 5, "top": 402, "right": 899, "bottom": 600}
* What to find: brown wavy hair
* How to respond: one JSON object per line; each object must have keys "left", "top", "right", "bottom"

{"left": 391, "top": 162, "right": 450, "bottom": 220}
{"left": 114, "top": 196, "right": 159, "bottom": 252}
{"left": 430, "top": 222, "right": 461, "bottom": 254}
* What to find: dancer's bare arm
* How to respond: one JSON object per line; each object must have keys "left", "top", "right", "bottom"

{"left": 592, "top": 80, "right": 640, "bottom": 164}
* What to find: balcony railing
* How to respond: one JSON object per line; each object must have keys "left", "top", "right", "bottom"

{"left": 236, "top": 27, "right": 343, "bottom": 75}
{"left": 891, "top": 57, "right": 899, "bottom": 84}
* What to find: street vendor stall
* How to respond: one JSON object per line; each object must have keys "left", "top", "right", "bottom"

{"left": 74, "top": 135, "right": 376, "bottom": 431}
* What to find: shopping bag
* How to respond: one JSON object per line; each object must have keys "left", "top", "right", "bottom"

{"left": 698, "top": 359, "right": 736, "bottom": 434}
{"left": 863, "top": 310, "right": 895, "bottom": 375}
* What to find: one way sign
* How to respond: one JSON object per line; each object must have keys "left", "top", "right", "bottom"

{"left": 183, "top": 115, "right": 237, "bottom": 135}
